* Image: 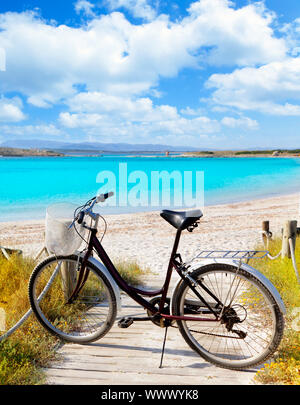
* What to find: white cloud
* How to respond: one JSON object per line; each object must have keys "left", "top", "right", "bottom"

{"left": 180, "top": 106, "right": 205, "bottom": 116}
{"left": 59, "top": 111, "right": 220, "bottom": 143}
{"left": 207, "top": 57, "right": 300, "bottom": 115}
{"left": 0, "top": 47, "right": 5, "bottom": 71}
{"left": 1, "top": 0, "right": 298, "bottom": 146}
{"left": 0, "top": 1, "right": 287, "bottom": 108}
{"left": 0, "top": 97, "right": 26, "bottom": 122}
{"left": 59, "top": 112, "right": 104, "bottom": 128}
{"left": 0, "top": 123, "right": 64, "bottom": 136}
{"left": 59, "top": 91, "right": 220, "bottom": 142}
{"left": 74, "top": 1, "right": 96, "bottom": 17}
{"left": 105, "top": 0, "right": 157, "bottom": 21}
{"left": 65, "top": 91, "right": 178, "bottom": 121}
{"left": 280, "top": 17, "right": 300, "bottom": 57}
{"left": 185, "top": 0, "right": 286, "bottom": 66}
{"left": 221, "top": 116, "right": 258, "bottom": 129}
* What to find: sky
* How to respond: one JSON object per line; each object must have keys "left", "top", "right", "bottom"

{"left": 0, "top": 0, "right": 300, "bottom": 149}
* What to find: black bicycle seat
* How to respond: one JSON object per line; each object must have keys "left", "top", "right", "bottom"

{"left": 160, "top": 209, "right": 203, "bottom": 230}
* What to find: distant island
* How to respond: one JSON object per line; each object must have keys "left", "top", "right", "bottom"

{"left": 2, "top": 139, "right": 300, "bottom": 157}
{"left": 1, "top": 141, "right": 300, "bottom": 158}
{"left": 0, "top": 147, "right": 64, "bottom": 157}
{"left": 180, "top": 149, "right": 300, "bottom": 158}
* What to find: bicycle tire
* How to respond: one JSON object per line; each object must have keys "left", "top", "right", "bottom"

{"left": 172, "top": 263, "right": 284, "bottom": 370}
{"left": 28, "top": 255, "right": 117, "bottom": 343}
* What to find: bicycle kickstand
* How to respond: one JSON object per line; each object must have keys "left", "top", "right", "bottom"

{"left": 159, "top": 326, "right": 169, "bottom": 369}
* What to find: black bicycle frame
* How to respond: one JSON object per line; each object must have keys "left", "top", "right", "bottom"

{"left": 80, "top": 226, "right": 222, "bottom": 322}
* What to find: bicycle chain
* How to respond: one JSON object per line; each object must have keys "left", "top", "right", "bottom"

{"left": 169, "top": 324, "right": 244, "bottom": 339}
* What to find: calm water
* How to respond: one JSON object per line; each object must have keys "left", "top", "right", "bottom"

{"left": 0, "top": 156, "right": 300, "bottom": 221}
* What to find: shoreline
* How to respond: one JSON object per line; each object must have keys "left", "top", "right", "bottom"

{"left": 1, "top": 152, "right": 300, "bottom": 159}
{"left": 0, "top": 187, "right": 299, "bottom": 224}
{"left": 1, "top": 193, "right": 299, "bottom": 273}
{"left": 178, "top": 154, "right": 300, "bottom": 158}
{"left": 0, "top": 154, "right": 284, "bottom": 159}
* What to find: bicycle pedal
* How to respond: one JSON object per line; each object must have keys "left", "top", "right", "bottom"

{"left": 118, "top": 317, "right": 134, "bottom": 329}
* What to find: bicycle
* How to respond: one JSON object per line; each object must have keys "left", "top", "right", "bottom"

{"left": 28, "top": 193, "right": 286, "bottom": 370}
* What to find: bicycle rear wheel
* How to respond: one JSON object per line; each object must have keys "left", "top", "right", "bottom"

{"left": 172, "top": 263, "right": 284, "bottom": 370}
{"left": 29, "top": 255, "right": 117, "bottom": 343}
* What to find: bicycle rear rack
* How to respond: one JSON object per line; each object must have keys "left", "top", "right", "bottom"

{"left": 185, "top": 249, "right": 268, "bottom": 266}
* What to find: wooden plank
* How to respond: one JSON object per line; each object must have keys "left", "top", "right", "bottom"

{"left": 47, "top": 361, "right": 207, "bottom": 377}
{"left": 45, "top": 367, "right": 254, "bottom": 385}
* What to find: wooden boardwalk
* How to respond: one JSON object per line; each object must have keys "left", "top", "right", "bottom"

{"left": 44, "top": 272, "right": 260, "bottom": 386}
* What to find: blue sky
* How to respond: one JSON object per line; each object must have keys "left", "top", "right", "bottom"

{"left": 0, "top": 0, "right": 300, "bottom": 149}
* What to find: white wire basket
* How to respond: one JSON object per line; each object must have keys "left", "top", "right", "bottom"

{"left": 45, "top": 202, "right": 87, "bottom": 256}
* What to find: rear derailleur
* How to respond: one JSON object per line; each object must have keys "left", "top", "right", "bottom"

{"left": 220, "top": 306, "right": 247, "bottom": 339}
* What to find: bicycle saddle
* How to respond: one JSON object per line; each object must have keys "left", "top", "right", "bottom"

{"left": 160, "top": 209, "right": 203, "bottom": 230}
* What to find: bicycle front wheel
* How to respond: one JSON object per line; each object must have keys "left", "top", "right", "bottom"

{"left": 29, "top": 255, "right": 117, "bottom": 343}
{"left": 172, "top": 263, "right": 284, "bottom": 370}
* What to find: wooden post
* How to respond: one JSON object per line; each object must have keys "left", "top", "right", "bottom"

{"left": 281, "top": 220, "right": 297, "bottom": 259}
{"left": 262, "top": 221, "right": 270, "bottom": 246}
{"left": 60, "top": 262, "right": 77, "bottom": 301}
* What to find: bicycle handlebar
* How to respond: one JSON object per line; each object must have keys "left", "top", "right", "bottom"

{"left": 69, "top": 192, "right": 114, "bottom": 229}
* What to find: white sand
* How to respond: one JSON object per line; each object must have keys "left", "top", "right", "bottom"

{"left": 0, "top": 192, "right": 299, "bottom": 274}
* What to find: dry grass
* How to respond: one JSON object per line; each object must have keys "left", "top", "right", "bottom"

{"left": 0, "top": 254, "right": 145, "bottom": 385}
{"left": 252, "top": 237, "right": 300, "bottom": 385}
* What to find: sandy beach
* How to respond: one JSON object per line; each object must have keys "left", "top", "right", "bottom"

{"left": 0, "top": 192, "right": 299, "bottom": 274}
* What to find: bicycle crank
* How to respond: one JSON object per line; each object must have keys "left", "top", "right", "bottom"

{"left": 146, "top": 296, "right": 175, "bottom": 327}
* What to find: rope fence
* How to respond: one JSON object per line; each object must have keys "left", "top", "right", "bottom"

{"left": 261, "top": 230, "right": 282, "bottom": 259}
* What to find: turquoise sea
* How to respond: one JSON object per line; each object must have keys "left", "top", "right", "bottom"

{"left": 0, "top": 156, "right": 300, "bottom": 222}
